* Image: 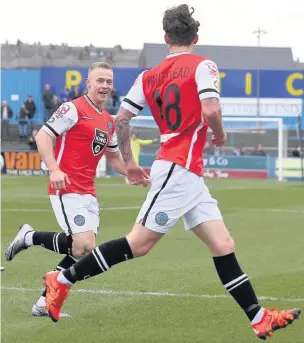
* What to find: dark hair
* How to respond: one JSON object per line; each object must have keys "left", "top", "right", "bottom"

{"left": 163, "top": 4, "right": 200, "bottom": 46}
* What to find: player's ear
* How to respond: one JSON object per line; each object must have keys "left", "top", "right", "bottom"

{"left": 164, "top": 33, "right": 170, "bottom": 45}
{"left": 193, "top": 35, "right": 198, "bottom": 45}
{"left": 85, "top": 77, "right": 89, "bottom": 89}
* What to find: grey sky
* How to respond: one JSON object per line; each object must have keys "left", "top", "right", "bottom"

{"left": 1, "top": 0, "right": 303, "bottom": 61}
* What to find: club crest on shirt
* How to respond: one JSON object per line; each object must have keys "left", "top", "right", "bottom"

{"left": 205, "top": 61, "right": 218, "bottom": 77}
{"left": 92, "top": 128, "right": 108, "bottom": 156}
{"left": 55, "top": 103, "right": 70, "bottom": 117}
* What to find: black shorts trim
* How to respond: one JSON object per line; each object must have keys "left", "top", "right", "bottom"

{"left": 142, "top": 163, "right": 176, "bottom": 226}
{"left": 59, "top": 195, "right": 73, "bottom": 235}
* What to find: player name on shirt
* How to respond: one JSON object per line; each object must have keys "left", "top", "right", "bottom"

{"left": 147, "top": 67, "right": 190, "bottom": 88}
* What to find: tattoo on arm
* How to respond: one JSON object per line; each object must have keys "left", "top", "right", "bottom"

{"left": 115, "top": 110, "right": 134, "bottom": 165}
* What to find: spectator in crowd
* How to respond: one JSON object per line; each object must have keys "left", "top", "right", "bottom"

{"left": 42, "top": 84, "right": 54, "bottom": 121}
{"left": 111, "top": 87, "right": 119, "bottom": 107}
{"left": 125, "top": 133, "right": 158, "bottom": 183}
{"left": 252, "top": 143, "right": 267, "bottom": 156}
{"left": 17, "top": 104, "right": 28, "bottom": 143}
{"left": 232, "top": 145, "right": 245, "bottom": 156}
{"left": 204, "top": 142, "right": 215, "bottom": 156}
{"left": 214, "top": 147, "right": 223, "bottom": 156}
{"left": 104, "top": 88, "right": 120, "bottom": 115}
{"left": 52, "top": 95, "right": 62, "bottom": 112}
{"left": 74, "top": 85, "right": 81, "bottom": 99}
{"left": 69, "top": 85, "right": 81, "bottom": 100}
{"left": 68, "top": 86, "right": 75, "bottom": 100}
{"left": 1, "top": 100, "right": 13, "bottom": 141}
{"left": 24, "top": 95, "right": 36, "bottom": 132}
{"left": 292, "top": 145, "right": 302, "bottom": 157}
{"left": 105, "top": 98, "right": 115, "bottom": 115}
{"left": 28, "top": 129, "right": 38, "bottom": 151}
{"left": 60, "top": 85, "right": 70, "bottom": 102}
{"left": 131, "top": 133, "right": 158, "bottom": 164}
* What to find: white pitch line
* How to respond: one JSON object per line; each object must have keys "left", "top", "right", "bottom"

{"left": 248, "top": 208, "right": 304, "bottom": 213}
{"left": 1, "top": 286, "right": 304, "bottom": 303}
{"left": 2, "top": 207, "right": 303, "bottom": 213}
{"left": 2, "top": 206, "right": 141, "bottom": 212}
{"left": 102, "top": 206, "right": 140, "bottom": 211}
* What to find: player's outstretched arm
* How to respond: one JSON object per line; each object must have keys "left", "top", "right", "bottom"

{"left": 138, "top": 139, "right": 153, "bottom": 146}
{"left": 115, "top": 107, "right": 149, "bottom": 186}
{"left": 104, "top": 151, "right": 127, "bottom": 176}
{"left": 114, "top": 107, "right": 135, "bottom": 166}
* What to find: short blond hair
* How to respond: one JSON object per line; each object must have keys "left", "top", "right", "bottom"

{"left": 89, "top": 62, "right": 112, "bottom": 72}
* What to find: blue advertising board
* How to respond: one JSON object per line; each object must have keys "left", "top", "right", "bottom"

{"left": 40, "top": 68, "right": 304, "bottom": 98}
{"left": 40, "top": 67, "right": 144, "bottom": 100}
{"left": 1, "top": 68, "right": 303, "bottom": 126}
{"left": 1, "top": 70, "right": 43, "bottom": 124}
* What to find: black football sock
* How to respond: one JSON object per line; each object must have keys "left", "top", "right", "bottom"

{"left": 62, "top": 237, "right": 133, "bottom": 284}
{"left": 41, "top": 255, "right": 76, "bottom": 297}
{"left": 213, "top": 252, "right": 261, "bottom": 321}
{"left": 32, "top": 232, "right": 72, "bottom": 254}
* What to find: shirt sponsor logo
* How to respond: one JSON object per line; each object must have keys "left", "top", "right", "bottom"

{"left": 92, "top": 129, "right": 108, "bottom": 156}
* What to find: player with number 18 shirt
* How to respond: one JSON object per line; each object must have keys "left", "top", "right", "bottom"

{"left": 121, "top": 49, "right": 222, "bottom": 232}
{"left": 124, "top": 52, "right": 218, "bottom": 176}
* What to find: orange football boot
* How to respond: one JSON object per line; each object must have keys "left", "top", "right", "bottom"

{"left": 252, "top": 307, "right": 301, "bottom": 340}
{"left": 43, "top": 271, "right": 70, "bottom": 322}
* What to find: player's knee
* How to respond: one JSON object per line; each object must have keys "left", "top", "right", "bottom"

{"left": 72, "top": 243, "right": 95, "bottom": 258}
{"left": 126, "top": 223, "right": 163, "bottom": 257}
{"left": 72, "top": 239, "right": 95, "bottom": 258}
{"left": 210, "top": 235, "right": 235, "bottom": 256}
{"left": 83, "top": 241, "right": 96, "bottom": 255}
{"left": 131, "top": 244, "right": 152, "bottom": 257}
{"left": 127, "top": 236, "right": 157, "bottom": 257}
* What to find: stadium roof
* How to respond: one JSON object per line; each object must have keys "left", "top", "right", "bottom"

{"left": 2, "top": 41, "right": 302, "bottom": 70}
{"left": 139, "top": 43, "right": 298, "bottom": 70}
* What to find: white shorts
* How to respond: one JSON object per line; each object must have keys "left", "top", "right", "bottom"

{"left": 50, "top": 194, "right": 100, "bottom": 236}
{"left": 136, "top": 160, "right": 222, "bottom": 234}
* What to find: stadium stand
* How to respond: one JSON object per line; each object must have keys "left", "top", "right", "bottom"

{"left": 139, "top": 43, "right": 300, "bottom": 69}
{"left": 1, "top": 40, "right": 303, "bottom": 158}
{"left": 1, "top": 40, "right": 303, "bottom": 69}
{"left": 1, "top": 41, "right": 141, "bottom": 68}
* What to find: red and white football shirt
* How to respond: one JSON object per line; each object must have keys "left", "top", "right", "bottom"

{"left": 42, "top": 95, "right": 118, "bottom": 196}
{"left": 121, "top": 52, "right": 220, "bottom": 176}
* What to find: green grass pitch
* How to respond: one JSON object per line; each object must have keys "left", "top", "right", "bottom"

{"left": 1, "top": 176, "right": 304, "bottom": 343}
